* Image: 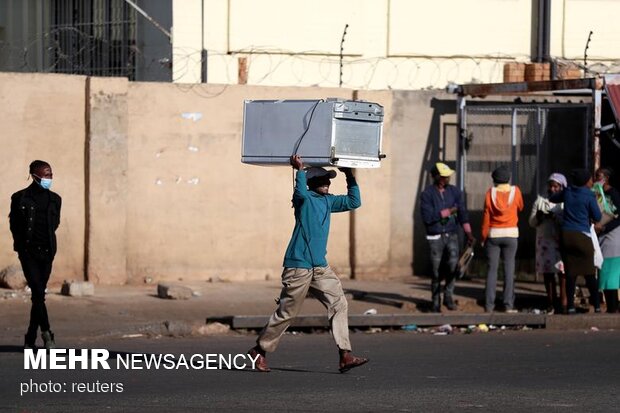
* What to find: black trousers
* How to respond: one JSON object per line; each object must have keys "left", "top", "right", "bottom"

{"left": 565, "top": 274, "right": 599, "bottom": 311}
{"left": 19, "top": 249, "right": 53, "bottom": 334}
{"left": 603, "top": 290, "right": 619, "bottom": 313}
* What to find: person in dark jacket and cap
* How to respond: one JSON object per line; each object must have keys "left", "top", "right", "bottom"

{"left": 9, "top": 160, "right": 62, "bottom": 349}
{"left": 420, "top": 162, "right": 474, "bottom": 312}
{"left": 248, "top": 155, "right": 369, "bottom": 373}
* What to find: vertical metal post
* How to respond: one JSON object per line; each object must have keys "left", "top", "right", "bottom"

{"left": 201, "top": 0, "right": 207, "bottom": 83}
{"left": 201, "top": 49, "right": 208, "bottom": 83}
{"left": 593, "top": 88, "right": 602, "bottom": 172}
{"left": 84, "top": 76, "right": 91, "bottom": 282}
{"left": 349, "top": 89, "right": 358, "bottom": 279}
{"left": 536, "top": 108, "right": 541, "bottom": 197}
{"left": 339, "top": 24, "right": 348, "bottom": 87}
{"left": 534, "top": 107, "right": 543, "bottom": 282}
{"left": 511, "top": 108, "right": 518, "bottom": 184}
{"left": 457, "top": 95, "right": 467, "bottom": 191}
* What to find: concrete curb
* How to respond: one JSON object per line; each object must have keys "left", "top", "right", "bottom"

{"left": 208, "top": 313, "right": 620, "bottom": 330}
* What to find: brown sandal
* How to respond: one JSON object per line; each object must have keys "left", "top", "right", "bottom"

{"left": 339, "top": 353, "right": 369, "bottom": 373}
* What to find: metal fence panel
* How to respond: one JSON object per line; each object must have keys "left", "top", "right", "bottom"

{"left": 47, "top": 0, "right": 137, "bottom": 79}
{"left": 461, "top": 103, "right": 590, "bottom": 277}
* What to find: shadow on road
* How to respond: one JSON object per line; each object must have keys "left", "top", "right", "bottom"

{"left": 270, "top": 367, "right": 340, "bottom": 375}
{"left": 0, "top": 345, "right": 25, "bottom": 353}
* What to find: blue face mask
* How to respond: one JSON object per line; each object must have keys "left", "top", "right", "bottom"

{"left": 33, "top": 175, "right": 53, "bottom": 190}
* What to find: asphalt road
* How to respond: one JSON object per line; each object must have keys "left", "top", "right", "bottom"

{"left": 1, "top": 329, "right": 619, "bottom": 412}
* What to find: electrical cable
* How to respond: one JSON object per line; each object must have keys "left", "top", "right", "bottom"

{"left": 291, "top": 99, "right": 323, "bottom": 157}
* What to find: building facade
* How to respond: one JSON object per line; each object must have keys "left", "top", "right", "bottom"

{"left": 1, "top": 0, "right": 619, "bottom": 88}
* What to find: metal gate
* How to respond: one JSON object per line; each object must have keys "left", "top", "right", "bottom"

{"left": 458, "top": 103, "right": 592, "bottom": 276}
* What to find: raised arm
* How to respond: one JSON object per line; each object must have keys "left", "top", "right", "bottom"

{"left": 291, "top": 155, "right": 309, "bottom": 203}
{"left": 329, "top": 168, "right": 361, "bottom": 212}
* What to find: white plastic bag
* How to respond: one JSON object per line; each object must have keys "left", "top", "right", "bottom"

{"left": 590, "top": 224, "right": 603, "bottom": 269}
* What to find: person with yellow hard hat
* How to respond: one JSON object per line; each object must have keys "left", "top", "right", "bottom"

{"left": 420, "top": 162, "right": 474, "bottom": 312}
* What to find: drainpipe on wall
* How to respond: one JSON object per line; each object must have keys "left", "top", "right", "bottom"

{"left": 532, "top": 0, "right": 551, "bottom": 63}
{"left": 542, "top": 0, "right": 551, "bottom": 62}
{"left": 201, "top": 0, "right": 207, "bottom": 83}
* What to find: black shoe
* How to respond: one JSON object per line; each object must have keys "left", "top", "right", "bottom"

{"left": 444, "top": 302, "right": 458, "bottom": 311}
{"left": 24, "top": 333, "right": 36, "bottom": 350}
{"left": 431, "top": 304, "right": 441, "bottom": 313}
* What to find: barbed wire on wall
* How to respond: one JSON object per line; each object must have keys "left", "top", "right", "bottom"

{"left": 0, "top": 27, "right": 141, "bottom": 78}
{"left": 2, "top": 28, "right": 620, "bottom": 95}
{"left": 175, "top": 47, "right": 620, "bottom": 91}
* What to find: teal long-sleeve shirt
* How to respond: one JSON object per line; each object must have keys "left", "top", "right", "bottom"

{"left": 283, "top": 170, "right": 361, "bottom": 269}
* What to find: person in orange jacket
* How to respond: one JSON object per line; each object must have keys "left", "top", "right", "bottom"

{"left": 481, "top": 165, "right": 524, "bottom": 312}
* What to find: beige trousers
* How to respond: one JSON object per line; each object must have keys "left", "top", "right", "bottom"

{"left": 257, "top": 266, "right": 351, "bottom": 352}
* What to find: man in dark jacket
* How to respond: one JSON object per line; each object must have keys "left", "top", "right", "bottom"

{"left": 420, "top": 162, "right": 474, "bottom": 312}
{"left": 248, "top": 155, "right": 369, "bottom": 374}
{"left": 9, "top": 160, "right": 61, "bottom": 349}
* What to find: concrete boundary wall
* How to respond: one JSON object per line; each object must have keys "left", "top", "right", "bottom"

{"left": 0, "top": 72, "right": 440, "bottom": 284}
{"left": 0, "top": 73, "right": 86, "bottom": 284}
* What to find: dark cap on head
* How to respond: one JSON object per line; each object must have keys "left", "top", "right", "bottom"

{"left": 305, "top": 167, "right": 337, "bottom": 180}
{"left": 570, "top": 168, "right": 591, "bottom": 187}
{"left": 491, "top": 165, "right": 511, "bottom": 184}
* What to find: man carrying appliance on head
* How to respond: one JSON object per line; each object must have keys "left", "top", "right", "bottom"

{"left": 248, "top": 155, "right": 369, "bottom": 373}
